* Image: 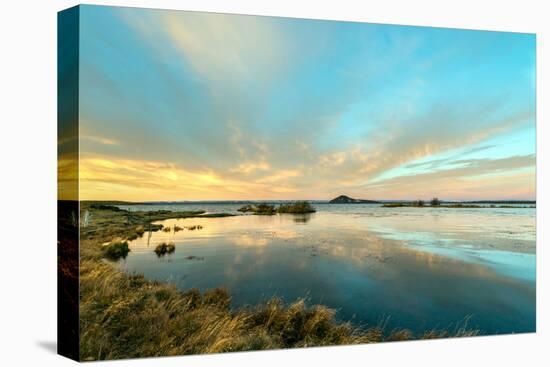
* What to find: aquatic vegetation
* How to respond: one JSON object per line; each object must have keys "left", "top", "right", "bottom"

{"left": 442, "top": 203, "right": 482, "bottom": 208}
{"left": 381, "top": 197, "right": 535, "bottom": 209}
{"left": 382, "top": 202, "right": 406, "bottom": 207}
{"left": 185, "top": 225, "right": 203, "bottom": 231}
{"left": 126, "top": 226, "right": 146, "bottom": 241}
{"left": 430, "top": 197, "right": 441, "bottom": 206}
{"left": 103, "top": 241, "right": 130, "bottom": 260}
{"left": 277, "top": 201, "right": 316, "bottom": 214}
{"left": 154, "top": 242, "right": 176, "bottom": 256}
{"left": 293, "top": 214, "right": 312, "bottom": 223}
{"left": 78, "top": 202, "right": 480, "bottom": 360}
{"left": 237, "top": 204, "right": 255, "bottom": 212}
{"left": 238, "top": 203, "right": 277, "bottom": 215}
{"left": 173, "top": 225, "right": 183, "bottom": 232}
{"left": 147, "top": 223, "right": 163, "bottom": 232}
{"left": 236, "top": 201, "right": 317, "bottom": 215}
{"left": 162, "top": 227, "right": 171, "bottom": 232}
{"left": 200, "top": 213, "right": 236, "bottom": 218}
{"left": 186, "top": 255, "right": 205, "bottom": 260}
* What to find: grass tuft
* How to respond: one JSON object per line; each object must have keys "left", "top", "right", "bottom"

{"left": 103, "top": 241, "right": 130, "bottom": 261}
{"left": 154, "top": 242, "right": 176, "bottom": 257}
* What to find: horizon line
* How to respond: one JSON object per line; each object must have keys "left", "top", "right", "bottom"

{"left": 75, "top": 198, "right": 537, "bottom": 203}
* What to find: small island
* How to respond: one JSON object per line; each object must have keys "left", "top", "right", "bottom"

{"left": 238, "top": 201, "right": 316, "bottom": 215}
{"left": 329, "top": 195, "right": 380, "bottom": 204}
{"left": 382, "top": 198, "right": 535, "bottom": 208}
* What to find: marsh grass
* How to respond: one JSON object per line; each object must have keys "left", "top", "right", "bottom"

{"left": 430, "top": 197, "right": 441, "bottom": 206}
{"left": 382, "top": 202, "right": 406, "bottom": 207}
{"left": 237, "top": 203, "right": 277, "bottom": 215}
{"left": 79, "top": 261, "right": 478, "bottom": 360}
{"left": 186, "top": 255, "right": 205, "bottom": 260}
{"left": 277, "top": 201, "right": 316, "bottom": 214}
{"left": 199, "top": 213, "right": 236, "bottom": 218}
{"left": 103, "top": 241, "right": 130, "bottom": 260}
{"left": 154, "top": 242, "right": 176, "bottom": 256}
{"left": 237, "top": 204, "right": 255, "bottom": 212}
{"left": 78, "top": 201, "right": 480, "bottom": 361}
{"left": 255, "top": 203, "right": 277, "bottom": 215}
{"left": 238, "top": 202, "right": 316, "bottom": 215}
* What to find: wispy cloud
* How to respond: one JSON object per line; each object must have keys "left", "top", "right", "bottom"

{"left": 80, "top": 155, "right": 303, "bottom": 201}
{"left": 361, "top": 155, "right": 535, "bottom": 200}
{"left": 82, "top": 134, "right": 120, "bottom": 146}
{"left": 405, "top": 145, "right": 497, "bottom": 170}
{"left": 78, "top": 7, "right": 535, "bottom": 200}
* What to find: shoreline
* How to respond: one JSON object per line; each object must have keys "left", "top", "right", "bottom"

{"left": 78, "top": 203, "right": 479, "bottom": 360}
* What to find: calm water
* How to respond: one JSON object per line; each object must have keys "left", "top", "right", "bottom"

{"left": 117, "top": 203, "right": 536, "bottom": 335}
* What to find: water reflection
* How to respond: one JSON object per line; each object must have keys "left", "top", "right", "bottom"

{"left": 120, "top": 207, "right": 535, "bottom": 335}
{"left": 292, "top": 213, "right": 314, "bottom": 223}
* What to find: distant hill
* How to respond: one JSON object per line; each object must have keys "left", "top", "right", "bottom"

{"left": 329, "top": 195, "right": 379, "bottom": 204}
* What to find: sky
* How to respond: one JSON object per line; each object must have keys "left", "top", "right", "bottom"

{"left": 74, "top": 5, "right": 536, "bottom": 201}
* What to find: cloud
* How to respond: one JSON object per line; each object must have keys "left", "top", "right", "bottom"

{"left": 361, "top": 154, "right": 535, "bottom": 200}
{"left": 121, "top": 9, "right": 290, "bottom": 86}
{"left": 405, "top": 145, "right": 497, "bottom": 170}
{"left": 256, "top": 169, "right": 302, "bottom": 184}
{"left": 310, "top": 102, "right": 534, "bottom": 189}
{"left": 80, "top": 155, "right": 302, "bottom": 201}
{"left": 82, "top": 134, "right": 120, "bottom": 146}
{"left": 230, "top": 161, "right": 271, "bottom": 174}
{"left": 79, "top": 8, "right": 535, "bottom": 201}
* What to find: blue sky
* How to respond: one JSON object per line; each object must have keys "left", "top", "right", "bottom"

{"left": 77, "top": 5, "right": 535, "bottom": 201}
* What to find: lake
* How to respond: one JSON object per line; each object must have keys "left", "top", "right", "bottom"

{"left": 117, "top": 203, "right": 536, "bottom": 335}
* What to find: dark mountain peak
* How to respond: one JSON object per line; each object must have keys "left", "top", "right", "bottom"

{"left": 329, "top": 195, "right": 379, "bottom": 204}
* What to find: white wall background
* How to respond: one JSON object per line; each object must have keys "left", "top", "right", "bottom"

{"left": 0, "top": 0, "right": 547, "bottom": 366}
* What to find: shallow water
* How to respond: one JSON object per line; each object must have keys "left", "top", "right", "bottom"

{"left": 118, "top": 203, "right": 536, "bottom": 335}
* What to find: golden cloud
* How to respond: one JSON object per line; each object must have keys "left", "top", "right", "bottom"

{"left": 79, "top": 155, "right": 303, "bottom": 201}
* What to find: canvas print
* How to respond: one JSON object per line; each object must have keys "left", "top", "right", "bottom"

{"left": 58, "top": 5, "right": 536, "bottom": 361}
